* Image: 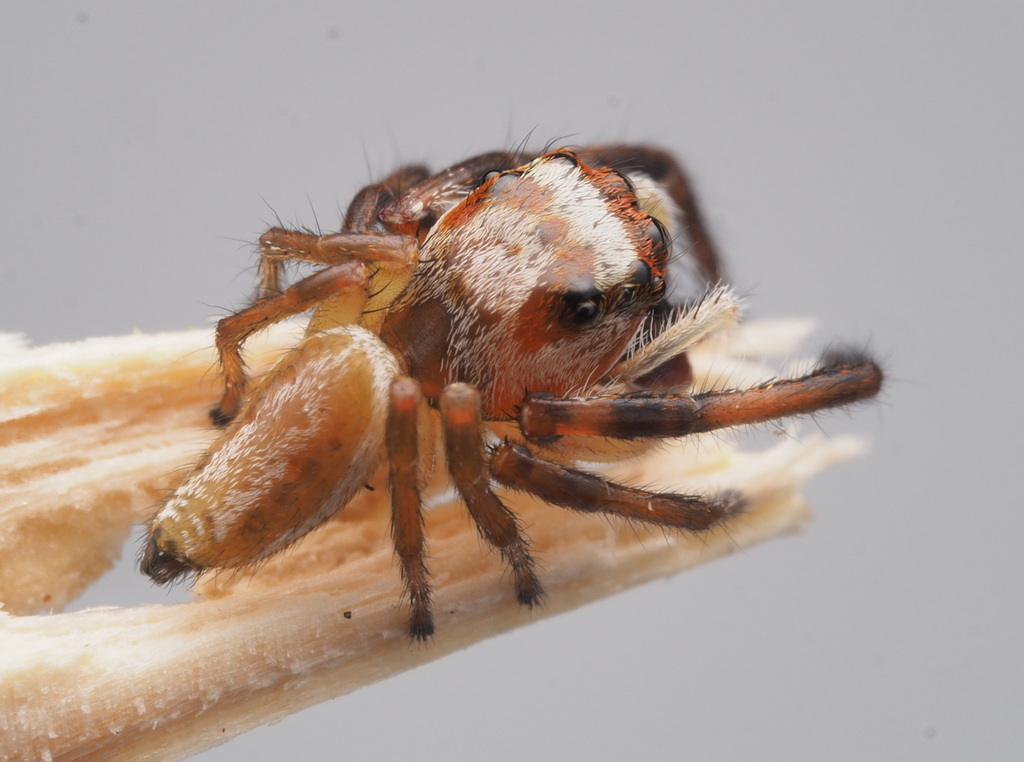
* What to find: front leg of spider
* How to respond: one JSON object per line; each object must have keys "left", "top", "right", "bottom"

{"left": 518, "top": 352, "right": 883, "bottom": 441}
{"left": 492, "top": 353, "right": 881, "bottom": 534}
{"left": 440, "top": 384, "right": 545, "bottom": 611}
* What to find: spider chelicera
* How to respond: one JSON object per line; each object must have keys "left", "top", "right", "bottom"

{"left": 141, "top": 144, "right": 882, "bottom": 639}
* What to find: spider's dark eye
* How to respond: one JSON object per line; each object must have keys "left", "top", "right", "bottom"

{"left": 620, "top": 259, "right": 657, "bottom": 305}
{"left": 572, "top": 300, "right": 599, "bottom": 324}
{"left": 548, "top": 149, "right": 580, "bottom": 167}
{"left": 644, "top": 216, "right": 670, "bottom": 258}
{"left": 606, "top": 170, "right": 638, "bottom": 202}
{"left": 562, "top": 282, "right": 603, "bottom": 327}
{"left": 478, "top": 169, "right": 502, "bottom": 187}
{"left": 415, "top": 209, "right": 439, "bottom": 241}
{"left": 626, "top": 258, "right": 652, "bottom": 289}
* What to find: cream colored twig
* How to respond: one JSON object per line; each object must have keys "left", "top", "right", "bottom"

{"left": 0, "top": 319, "right": 863, "bottom": 761}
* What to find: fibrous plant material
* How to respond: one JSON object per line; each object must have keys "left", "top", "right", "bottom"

{"left": 0, "top": 319, "right": 864, "bottom": 760}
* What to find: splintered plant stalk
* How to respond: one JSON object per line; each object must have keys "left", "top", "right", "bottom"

{"left": 0, "top": 318, "right": 867, "bottom": 760}
{"left": 0, "top": 143, "right": 882, "bottom": 762}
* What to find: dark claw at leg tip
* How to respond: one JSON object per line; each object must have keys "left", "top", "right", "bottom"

{"left": 209, "top": 406, "right": 234, "bottom": 427}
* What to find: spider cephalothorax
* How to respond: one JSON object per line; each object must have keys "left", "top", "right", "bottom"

{"left": 141, "top": 144, "right": 881, "bottom": 639}
{"left": 382, "top": 150, "right": 669, "bottom": 416}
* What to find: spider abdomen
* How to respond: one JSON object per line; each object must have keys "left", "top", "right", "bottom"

{"left": 142, "top": 326, "right": 398, "bottom": 578}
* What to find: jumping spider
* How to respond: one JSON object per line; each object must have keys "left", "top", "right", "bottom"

{"left": 141, "top": 144, "right": 882, "bottom": 639}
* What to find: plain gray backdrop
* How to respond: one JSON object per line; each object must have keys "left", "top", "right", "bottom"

{"left": 2, "top": 3, "right": 1021, "bottom": 760}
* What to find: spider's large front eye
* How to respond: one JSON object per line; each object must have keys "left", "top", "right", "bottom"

{"left": 482, "top": 170, "right": 523, "bottom": 197}
{"left": 562, "top": 282, "right": 603, "bottom": 327}
{"left": 416, "top": 209, "right": 439, "bottom": 240}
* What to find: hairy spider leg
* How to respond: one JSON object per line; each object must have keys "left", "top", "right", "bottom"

{"left": 519, "top": 352, "right": 883, "bottom": 441}
{"left": 440, "top": 384, "right": 544, "bottom": 611}
{"left": 213, "top": 262, "right": 367, "bottom": 424}
{"left": 386, "top": 377, "right": 435, "bottom": 640}
{"left": 379, "top": 151, "right": 531, "bottom": 230}
{"left": 342, "top": 164, "right": 432, "bottom": 234}
{"left": 486, "top": 353, "right": 879, "bottom": 534}
{"left": 490, "top": 442, "right": 743, "bottom": 531}
{"left": 213, "top": 231, "right": 418, "bottom": 424}
{"left": 256, "top": 165, "right": 432, "bottom": 301}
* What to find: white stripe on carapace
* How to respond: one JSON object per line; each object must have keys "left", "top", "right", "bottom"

{"left": 518, "top": 155, "right": 641, "bottom": 289}
{"left": 424, "top": 154, "right": 641, "bottom": 319}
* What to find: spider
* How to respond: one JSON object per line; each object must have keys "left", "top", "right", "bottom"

{"left": 140, "top": 144, "right": 882, "bottom": 640}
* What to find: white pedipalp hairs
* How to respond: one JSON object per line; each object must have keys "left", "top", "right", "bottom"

{"left": 608, "top": 286, "right": 742, "bottom": 385}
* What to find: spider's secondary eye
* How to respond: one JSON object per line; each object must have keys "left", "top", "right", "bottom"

{"left": 563, "top": 282, "right": 603, "bottom": 327}
{"left": 626, "top": 258, "right": 652, "bottom": 289}
{"left": 620, "top": 259, "right": 658, "bottom": 306}
{"left": 481, "top": 170, "right": 523, "bottom": 196}
{"left": 479, "top": 170, "right": 502, "bottom": 186}
{"left": 548, "top": 150, "right": 580, "bottom": 167}
{"left": 644, "top": 216, "right": 670, "bottom": 257}
{"left": 606, "top": 170, "right": 638, "bottom": 202}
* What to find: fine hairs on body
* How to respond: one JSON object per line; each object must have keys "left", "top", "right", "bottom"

{"left": 141, "top": 145, "right": 882, "bottom": 640}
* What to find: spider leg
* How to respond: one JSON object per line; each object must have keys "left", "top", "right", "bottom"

{"left": 256, "top": 164, "right": 431, "bottom": 300}
{"left": 379, "top": 150, "right": 532, "bottom": 230}
{"left": 490, "top": 441, "right": 741, "bottom": 532}
{"left": 576, "top": 143, "right": 725, "bottom": 285}
{"left": 213, "top": 261, "right": 371, "bottom": 425}
{"left": 214, "top": 230, "right": 420, "bottom": 425}
{"left": 257, "top": 228, "right": 419, "bottom": 334}
{"left": 257, "top": 229, "right": 418, "bottom": 269}
{"left": 386, "top": 377, "right": 434, "bottom": 640}
{"left": 440, "top": 383, "right": 544, "bottom": 609}
{"left": 520, "top": 352, "right": 883, "bottom": 441}
{"left": 342, "top": 164, "right": 432, "bottom": 233}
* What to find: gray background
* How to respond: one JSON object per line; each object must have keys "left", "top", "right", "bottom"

{"left": 3, "top": 3, "right": 1021, "bottom": 760}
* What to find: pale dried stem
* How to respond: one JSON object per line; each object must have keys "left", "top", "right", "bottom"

{"left": 0, "top": 320, "right": 863, "bottom": 761}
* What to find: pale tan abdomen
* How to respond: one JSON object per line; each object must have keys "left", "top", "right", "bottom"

{"left": 149, "top": 326, "right": 399, "bottom": 571}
